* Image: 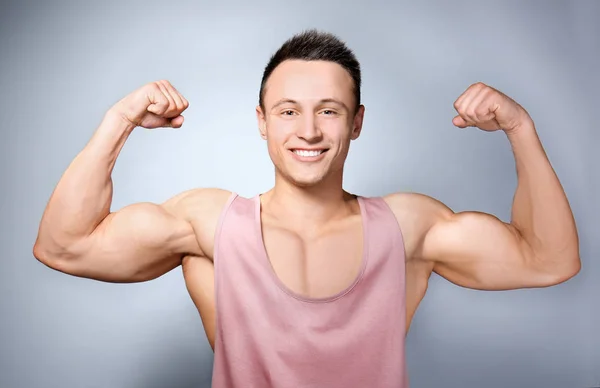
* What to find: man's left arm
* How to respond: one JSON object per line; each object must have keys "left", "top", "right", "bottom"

{"left": 419, "top": 82, "right": 580, "bottom": 291}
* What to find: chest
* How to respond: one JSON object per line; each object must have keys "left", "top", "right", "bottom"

{"left": 261, "top": 214, "right": 364, "bottom": 300}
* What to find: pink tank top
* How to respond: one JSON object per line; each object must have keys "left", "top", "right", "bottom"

{"left": 211, "top": 194, "right": 408, "bottom": 388}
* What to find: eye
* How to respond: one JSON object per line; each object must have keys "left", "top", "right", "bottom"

{"left": 281, "top": 110, "right": 296, "bottom": 116}
{"left": 320, "top": 109, "right": 337, "bottom": 115}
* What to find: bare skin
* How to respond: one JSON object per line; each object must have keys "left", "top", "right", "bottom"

{"left": 33, "top": 61, "right": 580, "bottom": 352}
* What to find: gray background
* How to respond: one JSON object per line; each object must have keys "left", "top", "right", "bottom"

{"left": 1, "top": 1, "right": 598, "bottom": 387}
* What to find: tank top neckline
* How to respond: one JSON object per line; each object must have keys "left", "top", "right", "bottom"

{"left": 252, "top": 194, "right": 370, "bottom": 304}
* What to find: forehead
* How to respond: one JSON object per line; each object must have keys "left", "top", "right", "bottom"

{"left": 263, "top": 60, "right": 354, "bottom": 107}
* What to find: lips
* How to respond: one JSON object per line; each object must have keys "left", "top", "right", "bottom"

{"left": 292, "top": 149, "right": 326, "bottom": 157}
{"left": 289, "top": 148, "right": 329, "bottom": 161}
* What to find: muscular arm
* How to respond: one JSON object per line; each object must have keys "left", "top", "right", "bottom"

{"left": 32, "top": 80, "right": 223, "bottom": 283}
{"left": 396, "top": 83, "right": 581, "bottom": 291}
{"left": 392, "top": 122, "right": 580, "bottom": 291}
{"left": 34, "top": 112, "right": 188, "bottom": 282}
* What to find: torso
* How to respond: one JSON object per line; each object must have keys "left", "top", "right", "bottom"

{"left": 181, "top": 191, "right": 436, "bottom": 350}
{"left": 259, "top": 195, "right": 365, "bottom": 300}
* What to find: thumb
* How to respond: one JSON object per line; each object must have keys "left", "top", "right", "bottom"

{"left": 153, "top": 115, "right": 184, "bottom": 129}
{"left": 147, "top": 103, "right": 166, "bottom": 115}
{"left": 452, "top": 115, "right": 469, "bottom": 128}
{"left": 170, "top": 115, "right": 184, "bottom": 128}
{"left": 141, "top": 114, "right": 183, "bottom": 130}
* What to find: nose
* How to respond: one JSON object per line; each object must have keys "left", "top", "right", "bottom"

{"left": 296, "top": 115, "right": 323, "bottom": 143}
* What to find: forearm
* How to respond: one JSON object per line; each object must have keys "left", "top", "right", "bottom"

{"left": 34, "top": 110, "right": 135, "bottom": 258}
{"left": 507, "top": 122, "right": 580, "bottom": 269}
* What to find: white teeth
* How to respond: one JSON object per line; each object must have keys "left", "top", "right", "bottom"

{"left": 294, "top": 150, "right": 323, "bottom": 157}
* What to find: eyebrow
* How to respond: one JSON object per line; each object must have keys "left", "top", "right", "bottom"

{"left": 271, "top": 98, "right": 349, "bottom": 111}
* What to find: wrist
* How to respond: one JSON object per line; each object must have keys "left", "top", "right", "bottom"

{"left": 103, "top": 108, "right": 137, "bottom": 134}
{"left": 505, "top": 119, "right": 545, "bottom": 163}
{"left": 505, "top": 118, "right": 537, "bottom": 142}
{"left": 86, "top": 110, "right": 136, "bottom": 161}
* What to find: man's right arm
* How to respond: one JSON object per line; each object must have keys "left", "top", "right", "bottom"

{"left": 33, "top": 80, "right": 220, "bottom": 283}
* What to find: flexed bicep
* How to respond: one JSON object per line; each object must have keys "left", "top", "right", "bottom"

{"left": 424, "top": 210, "right": 565, "bottom": 290}
{"left": 40, "top": 200, "right": 202, "bottom": 283}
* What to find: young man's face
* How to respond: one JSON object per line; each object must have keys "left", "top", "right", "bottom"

{"left": 257, "top": 60, "right": 364, "bottom": 188}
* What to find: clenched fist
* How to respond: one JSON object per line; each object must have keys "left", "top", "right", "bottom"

{"left": 112, "top": 80, "right": 189, "bottom": 129}
{"left": 452, "top": 82, "right": 532, "bottom": 134}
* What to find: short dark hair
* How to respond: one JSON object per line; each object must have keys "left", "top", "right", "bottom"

{"left": 259, "top": 29, "right": 362, "bottom": 113}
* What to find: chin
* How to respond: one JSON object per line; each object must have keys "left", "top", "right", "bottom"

{"left": 279, "top": 168, "right": 327, "bottom": 188}
{"left": 289, "top": 174, "right": 326, "bottom": 187}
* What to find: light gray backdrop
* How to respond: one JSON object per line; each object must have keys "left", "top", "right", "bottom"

{"left": 1, "top": 1, "right": 598, "bottom": 387}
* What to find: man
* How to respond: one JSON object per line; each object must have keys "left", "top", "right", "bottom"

{"left": 33, "top": 30, "right": 580, "bottom": 387}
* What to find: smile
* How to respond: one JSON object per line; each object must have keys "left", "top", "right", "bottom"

{"left": 293, "top": 149, "right": 325, "bottom": 157}
{"left": 289, "top": 148, "right": 328, "bottom": 161}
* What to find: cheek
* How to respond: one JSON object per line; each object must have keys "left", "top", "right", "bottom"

{"left": 265, "top": 127, "right": 289, "bottom": 158}
{"left": 319, "top": 118, "right": 353, "bottom": 143}
{"left": 266, "top": 119, "right": 296, "bottom": 144}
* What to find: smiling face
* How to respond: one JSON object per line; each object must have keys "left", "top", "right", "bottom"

{"left": 257, "top": 60, "right": 365, "bottom": 188}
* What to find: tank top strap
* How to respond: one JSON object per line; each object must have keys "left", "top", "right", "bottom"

{"left": 358, "top": 195, "right": 406, "bottom": 267}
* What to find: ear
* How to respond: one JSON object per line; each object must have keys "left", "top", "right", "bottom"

{"left": 350, "top": 105, "right": 365, "bottom": 140}
{"left": 256, "top": 105, "right": 267, "bottom": 140}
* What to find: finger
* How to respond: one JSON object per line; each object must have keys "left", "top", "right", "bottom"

{"left": 160, "top": 80, "right": 185, "bottom": 113}
{"left": 469, "top": 88, "right": 494, "bottom": 122}
{"left": 453, "top": 84, "right": 473, "bottom": 110}
{"left": 170, "top": 89, "right": 185, "bottom": 112}
{"left": 180, "top": 94, "right": 189, "bottom": 110}
{"left": 453, "top": 82, "right": 481, "bottom": 110}
{"left": 155, "top": 81, "right": 177, "bottom": 117}
{"left": 457, "top": 83, "right": 485, "bottom": 123}
{"left": 455, "top": 108, "right": 476, "bottom": 127}
{"left": 146, "top": 84, "right": 170, "bottom": 115}
{"left": 476, "top": 96, "right": 502, "bottom": 130}
{"left": 166, "top": 81, "right": 187, "bottom": 108}
{"left": 453, "top": 96, "right": 474, "bottom": 126}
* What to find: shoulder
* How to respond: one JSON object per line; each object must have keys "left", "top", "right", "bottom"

{"left": 161, "top": 188, "right": 234, "bottom": 222}
{"left": 382, "top": 192, "right": 454, "bottom": 261}
{"left": 161, "top": 188, "right": 234, "bottom": 259}
{"left": 383, "top": 192, "right": 453, "bottom": 220}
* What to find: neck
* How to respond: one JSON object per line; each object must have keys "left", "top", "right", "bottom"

{"left": 261, "top": 170, "right": 355, "bottom": 225}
